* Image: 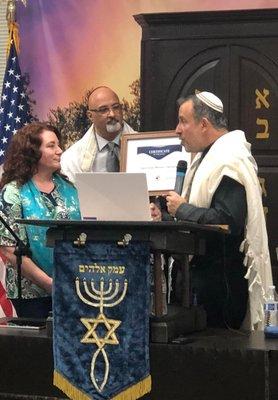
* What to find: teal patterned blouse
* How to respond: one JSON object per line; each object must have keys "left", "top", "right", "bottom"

{"left": 0, "top": 174, "right": 81, "bottom": 299}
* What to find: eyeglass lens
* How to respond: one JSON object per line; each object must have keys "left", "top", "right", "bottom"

{"left": 92, "top": 104, "right": 122, "bottom": 114}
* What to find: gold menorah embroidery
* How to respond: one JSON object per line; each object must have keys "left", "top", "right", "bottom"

{"left": 75, "top": 277, "right": 128, "bottom": 393}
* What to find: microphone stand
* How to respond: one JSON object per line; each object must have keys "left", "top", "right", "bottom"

{"left": 0, "top": 215, "right": 32, "bottom": 302}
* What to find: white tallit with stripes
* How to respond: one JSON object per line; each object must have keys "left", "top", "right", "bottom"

{"left": 61, "top": 122, "right": 134, "bottom": 182}
{"left": 182, "top": 130, "right": 272, "bottom": 330}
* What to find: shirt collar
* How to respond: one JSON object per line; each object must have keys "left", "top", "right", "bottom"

{"left": 94, "top": 129, "right": 121, "bottom": 151}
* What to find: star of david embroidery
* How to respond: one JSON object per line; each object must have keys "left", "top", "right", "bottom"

{"left": 81, "top": 313, "right": 121, "bottom": 349}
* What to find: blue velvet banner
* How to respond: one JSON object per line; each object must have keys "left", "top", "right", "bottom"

{"left": 53, "top": 240, "right": 151, "bottom": 400}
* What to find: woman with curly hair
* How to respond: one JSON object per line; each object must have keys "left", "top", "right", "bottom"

{"left": 0, "top": 122, "right": 81, "bottom": 318}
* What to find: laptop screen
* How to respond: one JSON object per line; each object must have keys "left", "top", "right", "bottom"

{"left": 75, "top": 172, "right": 152, "bottom": 221}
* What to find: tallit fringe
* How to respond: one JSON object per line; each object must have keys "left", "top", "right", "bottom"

{"left": 239, "top": 238, "right": 247, "bottom": 253}
{"left": 240, "top": 239, "right": 266, "bottom": 330}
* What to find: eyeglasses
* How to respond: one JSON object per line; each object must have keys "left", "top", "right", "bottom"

{"left": 89, "top": 103, "right": 122, "bottom": 115}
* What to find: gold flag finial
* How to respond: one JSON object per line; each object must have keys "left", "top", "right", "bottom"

{"left": 6, "top": 0, "right": 16, "bottom": 23}
{"left": 4, "top": 0, "right": 27, "bottom": 24}
{"left": 3, "top": 0, "right": 27, "bottom": 56}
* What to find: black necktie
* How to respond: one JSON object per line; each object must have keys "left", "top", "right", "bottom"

{"left": 106, "top": 142, "right": 119, "bottom": 172}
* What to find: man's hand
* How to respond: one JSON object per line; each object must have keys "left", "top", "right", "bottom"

{"left": 166, "top": 191, "right": 186, "bottom": 216}
{"left": 150, "top": 202, "right": 162, "bottom": 221}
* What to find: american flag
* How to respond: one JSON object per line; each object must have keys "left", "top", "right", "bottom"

{"left": 0, "top": 253, "right": 16, "bottom": 318}
{"left": 0, "top": 37, "right": 31, "bottom": 164}
{"left": 0, "top": 25, "right": 30, "bottom": 318}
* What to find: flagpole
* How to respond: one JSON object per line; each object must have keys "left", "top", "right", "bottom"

{"left": 0, "top": 0, "right": 32, "bottom": 312}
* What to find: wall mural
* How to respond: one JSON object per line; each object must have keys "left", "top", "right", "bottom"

{"left": 12, "top": 0, "right": 278, "bottom": 146}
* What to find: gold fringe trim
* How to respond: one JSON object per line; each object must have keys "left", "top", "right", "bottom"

{"left": 54, "top": 370, "right": 91, "bottom": 400}
{"left": 7, "top": 22, "right": 20, "bottom": 57}
{"left": 54, "top": 370, "right": 151, "bottom": 400}
{"left": 112, "top": 375, "right": 152, "bottom": 400}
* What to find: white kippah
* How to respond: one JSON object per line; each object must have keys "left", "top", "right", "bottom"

{"left": 196, "top": 91, "right": 223, "bottom": 113}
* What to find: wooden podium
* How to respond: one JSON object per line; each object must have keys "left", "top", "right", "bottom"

{"left": 19, "top": 219, "right": 229, "bottom": 342}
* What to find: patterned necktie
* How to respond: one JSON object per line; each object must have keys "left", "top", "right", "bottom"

{"left": 106, "top": 142, "right": 119, "bottom": 172}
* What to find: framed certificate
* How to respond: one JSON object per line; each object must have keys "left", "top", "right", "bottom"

{"left": 120, "top": 131, "right": 190, "bottom": 195}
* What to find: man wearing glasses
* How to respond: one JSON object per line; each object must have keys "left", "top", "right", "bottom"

{"left": 61, "top": 86, "right": 134, "bottom": 182}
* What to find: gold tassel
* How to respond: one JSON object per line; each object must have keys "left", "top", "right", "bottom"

{"left": 6, "top": 22, "right": 20, "bottom": 57}
{"left": 53, "top": 370, "right": 91, "bottom": 400}
{"left": 54, "top": 370, "right": 151, "bottom": 400}
{"left": 111, "top": 375, "right": 152, "bottom": 400}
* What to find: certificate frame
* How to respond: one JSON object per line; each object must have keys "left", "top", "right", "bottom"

{"left": 120, "top": 130, "right": 188, "bottom": 196}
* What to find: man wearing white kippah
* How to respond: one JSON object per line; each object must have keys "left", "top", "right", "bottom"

{"left": 150, "top": 91, "right": 272, "bottom": 331}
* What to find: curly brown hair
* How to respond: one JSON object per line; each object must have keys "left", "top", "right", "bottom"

{"left": 0, "top": 122, "right": 62, "bottom": 188}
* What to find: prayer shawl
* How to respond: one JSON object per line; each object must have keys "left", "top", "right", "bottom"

{"left": 182, "top": 130, "right": 272, "bottom": 330}
{"left": 61, "top": 122, "right": 135, "bottom": 182}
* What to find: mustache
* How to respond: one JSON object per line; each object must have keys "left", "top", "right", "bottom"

{"left": 106, "top": 118, "right": 119, "bottom": 124}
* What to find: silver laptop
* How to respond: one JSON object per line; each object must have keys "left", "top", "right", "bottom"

{"left": 75, "top": 172, "right": 151, "bottom": 221}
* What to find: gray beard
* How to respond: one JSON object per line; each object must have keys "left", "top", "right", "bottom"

{"left": 106, "top": 121, "right": 122, "bottom": 133}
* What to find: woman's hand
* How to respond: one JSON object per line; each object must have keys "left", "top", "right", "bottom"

{"left": 43, "top": 275, "right": 53, "bottom": 294}
{"left": 0, "top": 246, "right": 53, "bottom": 294}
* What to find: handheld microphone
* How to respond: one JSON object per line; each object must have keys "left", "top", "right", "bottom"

{"left": 174, "top": 160, "right": 187, "bottom": 195}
